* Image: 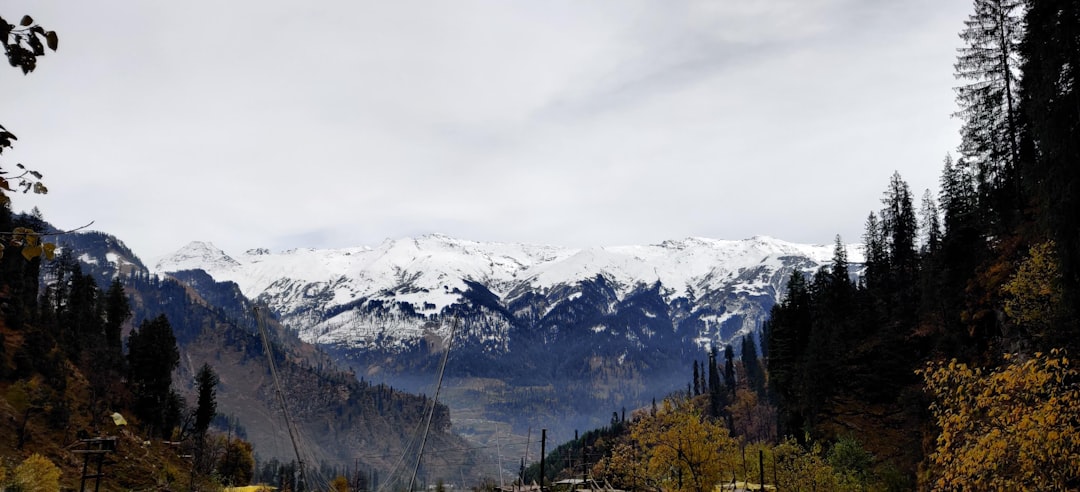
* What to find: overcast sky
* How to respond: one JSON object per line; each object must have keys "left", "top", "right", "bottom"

{"left": 2, "top": 1, "right": 970, "bottom": 261}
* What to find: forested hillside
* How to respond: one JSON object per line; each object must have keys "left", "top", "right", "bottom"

{"left": 531, "top": 1, "right": 1080, "bottom": 489}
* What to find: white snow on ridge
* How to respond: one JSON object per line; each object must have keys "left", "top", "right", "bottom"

{"left": 153, "top": 234, "right": 864, "bottom": 343}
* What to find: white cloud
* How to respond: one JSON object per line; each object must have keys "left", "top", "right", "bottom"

{"left": 1, "top": 0, "right": 968, "bottom": 260}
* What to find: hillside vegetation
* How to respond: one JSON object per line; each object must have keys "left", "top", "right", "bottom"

{"left": 528, "top": 0, "right": 1080, "bottom": 489}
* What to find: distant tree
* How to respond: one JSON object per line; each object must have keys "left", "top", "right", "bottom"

{"left": 217, "top": 437, "right": 256, "bottom": 486}
{"left": 194, "top": 363, "right": 219, "bottom": 472}
{"left": 881, "top": 172, "right": 919, "bottom": 292}
{"left": 707, "top": 349, "right": 722, "bottom": 417}
{"left": 103, "top": 278, "right": 131, "bottom": 364}
{"left": 727, "top": 388, "right": 776, "bottom": 444}
{"left": 331, "top": 475, "right": 350, "bottom": 492}
{"left": 919, "top": 189, "right": 942, "bottom": 255}
{"left": 740, "top": 335, "right": 765, "bottom": 397}
{"left": 723, "top": 345, "right": 736, "bottom": 395}
{"left": 692, "top": 360, "right": 701, "bottom": 396}
{"left": 862, "top": 212, "right": 889, "bottom": 293}
{"left": 194, "top": 363, "right": 218, "bottom": 436}
{"left": 127, "top": 314, "right": 180, "bottom": 438}
{"left": 595, "top": 399, "right": 737, "bottom": 492}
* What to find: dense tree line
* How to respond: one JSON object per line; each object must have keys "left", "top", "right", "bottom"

{"left": 536, "top": 0, "right": 1080, "bottom": 488}
{"left": 764, "top": 0, "right": 1080, "bottom": 486}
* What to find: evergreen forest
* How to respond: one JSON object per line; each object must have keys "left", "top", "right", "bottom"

{"left": 529, "top": 0, "right": 1080, "bottom": 490}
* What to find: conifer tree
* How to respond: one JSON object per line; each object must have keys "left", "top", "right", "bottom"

{"left": 707, "top": 348, "right": 722, "bottom": 418}
{"left": 1018, "top": 0, "right": 1080, "bottom": 338}
{"left": 692, "top": 360, "right": 701, "bottom": 396}
{"left": 103, "top": 278, "right": 130, "bottom": 362}
{"left": 862, "top": 213, "right": 889, "bottom": 293}
{"left": 194, "top": 363, "right": 218, "bottom": 436}
{"left": 920, "top": 189, "right": 942, "bottom": 255}
{"left": 127, "top": 314, "right": 180, "bottom": 438}
{"left": 194, "top": 363, "right": 219, "bottom": 473}
{"left": 723, "top": 345, "right": 736, "bottom": 396}
{"left": 954, "top": 0, "right": 1025, "bottom": 231}
{"left": 740, "top": 335, "right": 765, "bottom": 397}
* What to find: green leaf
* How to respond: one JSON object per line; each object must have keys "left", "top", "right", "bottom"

{"left": 33, "top": 182, "right": 47, "bottom": 194}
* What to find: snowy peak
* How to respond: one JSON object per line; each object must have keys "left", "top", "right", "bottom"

{"left": 153, "top": 235, "right": 863, "bottom": 349}
{"left": 154, "top": 241, "right": 240, "bottom": 273}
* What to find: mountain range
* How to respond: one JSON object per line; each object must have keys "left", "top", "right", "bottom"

{"left": 151, "top": 234, "right": 864, "bottom": 445}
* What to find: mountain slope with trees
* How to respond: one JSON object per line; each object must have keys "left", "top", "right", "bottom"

{"left": 529, "top": 0, "right": 1080, "bottom": 489}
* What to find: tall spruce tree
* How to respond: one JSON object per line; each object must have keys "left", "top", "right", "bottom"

{"left": 740, "top": 335, "right": 765, "bottom": 397}
{"left": 194, "top": 363, "right": 219, "bottom": 473}
{"left": 691, "top": 360, "right": 699, "bottom": 397}
{"left": 723, "top": 345, "right": 736, "bottom": 395}
{"left": 127, "top": 314, "right": 180, "bottom": 438}
{"left": 765, "top": 270, "right": 813, "bottom": 438}
{"left": 954, "top": 0, "right": 1025, "bottom": 231}
{"left": 707, "top": 348, "right": 722, "bottom": 418}
{"left": 1019, "top": 0, "right": 1080, "bottom": 342}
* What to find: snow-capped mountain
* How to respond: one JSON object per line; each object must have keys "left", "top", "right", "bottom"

{"left": 155, "top": 234, "right": 860, "bottom": 348}
{"left": 154, "top": 233, "right": 861, "bottom": 436}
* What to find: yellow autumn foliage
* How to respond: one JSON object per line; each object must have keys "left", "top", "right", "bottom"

{"left": 922, "top": 350, "right": 1080, "bottom": 489}
{"left": 1001, "top": 240, "right": 1063, "bottom": 337}
{"left": 12, "top": 453, "right": 61, "bottom": 492}
{"left": 595, "top": 400, "right": 738, "bottom": 492}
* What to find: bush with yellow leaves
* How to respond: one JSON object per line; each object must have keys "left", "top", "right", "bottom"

{"left": 922, "top": 350, "right": 1080, "bottom": 489}
{"left": 12, "top": 453, "right": 61, "bottom": 492}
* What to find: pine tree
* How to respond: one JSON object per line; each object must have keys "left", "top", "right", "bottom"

{"left": 1018, "top": 0, "right": 1080, "bottom": 340}
{"left": 723, "top": 345, "right": 736, "bottom": 395}
{"left": 707, "top": 348, "right": 722, "bottom": 418}
{"left": 862, "top": 213, "right": 889, "bottom": 293}
{"left": 692, "top": 360, "right": 701, "bottom": 396}
{"left": 103, "top": 277, "right": 131, "bottom": 364}
{"left": 127, "top": 314, "right": 180, "bottom": 438}
{"left": 194, "top": 363, "right": 219, "bottom": 473}
{"left": 740, "top": 335, "right": 765, "bottom": 397}
{"left": 954, "top": 0, "right": 1025, "bottom": 231}
{"left": 194, "top": 363, "right": 218, "bottom": 436}
{"left": 920, "top": 189, "right": 942, "bottom": 255}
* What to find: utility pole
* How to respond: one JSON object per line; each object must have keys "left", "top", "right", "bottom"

{"left": 539, "top": 429, "right": 547, "bottom": 492}
{"left": 495, "top": 424, "right": 505, "bottom": 490}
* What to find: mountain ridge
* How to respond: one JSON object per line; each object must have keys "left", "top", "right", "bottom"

{"left": 154, "top": 234, "right": 863, "bottom": 351}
